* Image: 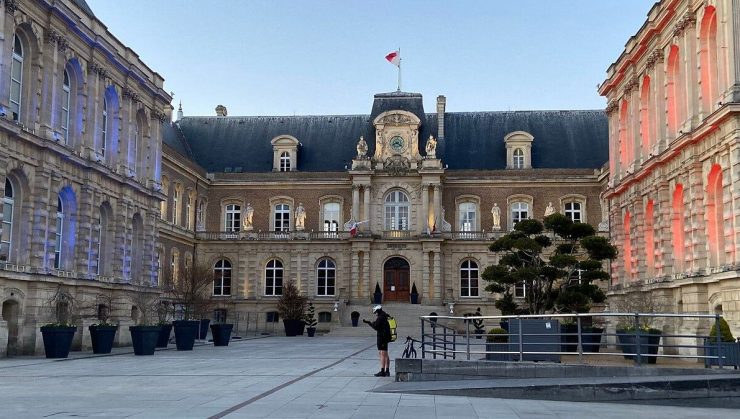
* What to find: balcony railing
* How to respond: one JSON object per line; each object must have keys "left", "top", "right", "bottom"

{"left": 195, "top": 230, "right": 351, "bottom": 241}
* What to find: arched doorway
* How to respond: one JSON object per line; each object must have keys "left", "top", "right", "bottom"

{"left": 2, "top": 300, "right": 19, "bottom": 356}
{"left": 384, "top": 257, "right": 410, "bottom": 302}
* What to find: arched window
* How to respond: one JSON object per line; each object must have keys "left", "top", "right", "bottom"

{"left": 213, "top": 259, "right": 232, "bottom": 296}
{"left": 322, "top": 202, "right": 340, "bottom": 232}
{"left": 10, "top": 34, "right": 23, "bottom": 122}
{"left": 623, "top": 211, "right": 632, "bottom": 280}
{"left": 707, "top": 165, "right": 725, "bottom": 267}
{"left": 460, "top": 260, "right": 479, "bottom": 297}
{"left": 672, "top": 184, "right": 685, "bottom": 273}
{"left": 510, "top": 202, "right": 529, "bottom": 227}
{"left": 564, "top": 202, "right": 582, "bottom": 223}
{"left": 1, "top": 179, "right": 14, "bottom": 261}
{"left": 265, "top": 259, "right": 283, "bottom": 296}
{"left": 96, "top": 203, "right": 112, "bottom": 276}
{"left": 160, "top": 176, "right": 169, "bottom": 220}
{"left": 172, "top": 185, "right": 180, "bottom": 225}
{"left": 130, "top": 214, "right": 144, "bottom": 282}
{"left": 640, "top": 76, "right": 651, "bottom": 156}
{"left": 54, "top": 197, "right": 64, "bottom": 269}
{"left": 279, "top": 152, "right": 291, "bottom": 172}
{"left": 224, "top": 204, "right": 241, "bottom": 232}
{"left": 619, "top": 100, "right": 630, "bottom": 168}
{"left": 700, "top": 6, "right": 719, "bottom": 113}
{"left": 101, "top": 97, "right": 108, "bottom": 157}
{"left": 667, "top": 45, "right": 683, "bottom": 136}
{"left": 61, "top": 69, "right": 71, "bottom": 144}
{"left": 458, "top": 202, "right": 477, "bottom": 231}
{"left": 274, "top": 203, "right": 290, "bottom": 231}
{"left": 384, "top": 190, "right": 409, "bottom": 231}
{"left": 644, "top": 200, "right": 655, "bottom": 276}
{"left": 185, "top": 191, "right": 194, "bottom": 230}
{"left": 317, "top": 258, "right": 336, "bottom": 296}
{"left": 513, "top": 148, "right": 524, "bottom": 169}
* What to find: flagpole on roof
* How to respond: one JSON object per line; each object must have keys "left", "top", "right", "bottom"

{"left": 397, "top": 47, "right": 402, "bottom": 92}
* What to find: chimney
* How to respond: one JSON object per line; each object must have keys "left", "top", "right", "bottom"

{"left": 215, "top": 104, "right": 228, "bottom": 117}
{"left": 436, "top": 95, "right": 446, "bottom": 140}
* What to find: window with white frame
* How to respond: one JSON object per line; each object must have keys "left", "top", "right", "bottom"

{"left": 185, "top": 193, "right": 192, "bottom": 230}
{"left": 224, "top": 204, "right": 241, "bottom": 232}
{"left": 10, "top": 34, "right": 23, "bottom": 122}
{"left": 511, "top": 202, "right": 529, "bottom": 227}
{"left": 265, "top": 259, "right": 283, "bottom": 296}
{"left": 61, "top": 69, "right": 71, "bottom": 144}
{"left": 132, "top": 121, "right": 139, "bottom": 175}
{"left": 384, "top": 190, "right": 409, "bottom": 230}
{"left": 323, "top": 202, "right": 340, "bottom": 232}
{"left": 1, "top": 179, "right": 14, "bottom": 261}
{"left": 54, "top": 197, "right": 63, "bottom": 269}
{"left": 504, "top": 131, "right": 534, "bottom": 169}
{"left": 317, "top": 258, "right": 336, "bottom": 296}
{"left": 101, "top": 97, "right": 108, "bottom": 157}
{"left": 459, "top": 202, "right": 477, "bottom": 231}
{"left": 515, "top": 282, "right": 526, "bottom": 298}
{"left": 213, "top": 259, "right": 231, "bottom": 296}
{"left": 172, "top": 187, "right": 179, "bottom": 225}
{"left": 274, "top": 204, "right": 290, "bottom": 231}
{"left": 279, "top": 152, "right": 291, "bottom": 172}
{"left": 564, "top": 201, "right": 582, "bottom": 223}
{"left": 170, "top": 249, "right": 179, "bottom": 284}
{"left": 513, "top": 148, "right": 524, "bottom": 169}
{"left": 460, "top": 260, "right": 479, "bottom": 297}
{"left": 96, "top": 206, "right": 109, "bottom": 275}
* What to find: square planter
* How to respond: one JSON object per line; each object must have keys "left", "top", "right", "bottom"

{"left": 129, "top": 326, "right": 161, "bottom": 356}
{"left": 156, "top": 324, "right": 172, "bottom": 348}
{"left": 703, "top": 339, "right": 740, "bottom": 368}
{"left": 173, "top": 320, "right": 199, "bottom": 350}
{"left": 89, "top": 325, "right": 118, "bottom": 354}
{"left": 210, "top": 324, "right": 234, "bottom": 346}
{"left": 40, "top": 326, "right": 76, "bottom": 359}
{"left": 616, "top": 329, "right": 662, "bottom": 364}
{"left": 485, "top": 342, "right": 513, "bottom": 361}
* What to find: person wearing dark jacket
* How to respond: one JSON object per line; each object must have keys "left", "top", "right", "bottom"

{"left": 363, "top": 305, "right": 391, "bottom": 376}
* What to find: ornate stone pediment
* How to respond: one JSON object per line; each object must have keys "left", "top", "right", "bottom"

{"left": 384, "top": 155, "right": 410, "bottom": 176}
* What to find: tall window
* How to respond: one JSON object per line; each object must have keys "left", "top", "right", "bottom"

{"left": 101, "top": 98, "right": 108, "bottom": 156}
{"left": 515, "top": 282, "right": 526, "bottom": 298}
{"left": 185, "top": 193, "right": 192, "bottom": 230}
{"left": 1, "top": 179, "right": 14, "bottom": 261}
{"left": 225, "top": 204, "right": 240, "bottom": 232}
{"left": 279, "top": 152, "right": 291, "bottom": 172}
{"left": 667, "top": 45, "right": 683, "bottom": 136}
{"left": 132, "top": 122, "right": 139, "bottom": 175}
{"left": 384, "top": 190, "right": 409, "bottom": 230}
{"left": 54, "top": 197, "right": 63, "bottom": 269}
{"left": 513, "top": 148, "right": 524, "bottom": 169}
{"left": 170, "top": 249, "right": 179, "bottom": 284}
{"left": 564, "top": 202, "right": 582, "bottom": 223}
{"left": 640, "top": 76, "right": 651, "bottom": 156}
{"left": 213, "top": 259, "right": 232, "bottom": 296}
{"left": 96, "top": 206, "right": 108, "bottom": 275}
{"left": 10, "top": 34, "right": 23, "bottom": 122}
{"left": 61, "top": 69, "right": 71, "bottom": 144}
{"left": 323, "top": 202, "right": 340, "bottom": 232}
{"left": 172, "top": 187, "right": 179, "bottom": 225}
{"left": 460, "top": 260, "right": 479, "bottom": 297}
{"left": 317, "top": 258, "right": 336, "bottom": 296}
{"left": 707, "top": 165, "right": 725, "bottom": 267}
{"left": 459, "top": 202, "right": 476, "bottom": 231}
{"left": 274, "top": 204, "right": 290, "bottom": 231}
{"left": 265, "top": 259, "right": 283, "bottom": 296}
{"left": 511, "top": 202, "right": 529, "bottom": 227}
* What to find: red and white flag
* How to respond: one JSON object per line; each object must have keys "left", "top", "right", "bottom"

{"left": 349, "top": 220, "right": 369, "bottom": 237}
{"left": 385, "top": 50, "right": 401, "bottom": 67}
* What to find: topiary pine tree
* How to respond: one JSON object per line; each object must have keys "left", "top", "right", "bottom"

{"left": 482, "top": 213, "right": 617, "bottom": 315}
{"left": 304, "top": 302, "right": 317, "bottom": 328}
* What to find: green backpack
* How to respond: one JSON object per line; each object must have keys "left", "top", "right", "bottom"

{"left": 388, "top": 316, "right": 397, "bottom": 342}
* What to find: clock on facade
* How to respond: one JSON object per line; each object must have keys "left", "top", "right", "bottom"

{"left": 389, "top": 135, "right": 405, "bottom": 152}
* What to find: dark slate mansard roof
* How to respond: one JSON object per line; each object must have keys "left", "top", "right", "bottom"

{"left": 166, "top": 92, "right": 608, "bottom": 173}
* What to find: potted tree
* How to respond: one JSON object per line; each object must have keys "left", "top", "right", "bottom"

{"left": 304, "top": 302, "right": 317, "bottom": 337}
{"left": 485, "top": 327, "right": 511, "bottom": 361}
{"left": 277, "top": 281, "right": 307, "bottom": 336}
{"left": 472, "top": 307, "right": 485, "bottom": 339}
{"left": 351, "top": 311, "right": 360, "bottom": 327}
{"left": 168, "top": 263, "right": 215, "bottom": 351}
{"left": 128, "top": 285, "right": 162, "bottom": 356}
{"left": 373, "top": 283, "right": 382, "bottom": 304}
{"left": 40, "top": 286, "right": 77, "bottom": 359}
{"left": 210, "top": 301, "right": 235, "bottom": 346}
{"left": 88, "top": 293, "right": 118, "bottom": 355}
{"left": 410, "top": 283, "right": 419, "bottom": 304}
{"left": 155, "top": 301, "right": 172, "bottom": 348}
{"left": 704, "top": 317, "right": 739, "bottom": 368}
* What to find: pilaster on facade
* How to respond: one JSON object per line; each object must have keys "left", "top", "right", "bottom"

{"left": 730, "top": 141, "right": 740, "bottom": 267}
{"left": 362, "top": 184, "right": 371, "bottom": 231}
{"left": 29, "top": 170, "right": 52, "bottom": 272}
{"left": 687, "top": 163, "right": 707, "bottom": 272}
{"left": 112, "top": 201, "right": 129, "bottom": 280}
{"left": 632, "top": 199, "right": 646, "bottom": 278}
{"left": 75, "top": 184, "right": 94, "bottom": 276}
{"left": 655, "top": 181, "right": 673, "bottom": 276}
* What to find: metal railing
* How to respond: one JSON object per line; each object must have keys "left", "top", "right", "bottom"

{"left": 419, "top": 312, "right": 738, "bottom": 368}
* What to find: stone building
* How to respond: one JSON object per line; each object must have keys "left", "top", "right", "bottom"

{"left": 600, "top": 0, "right": 740, "bottom": 337}
{"left": 0, "top": 0, "right": 170, "bottom": 355}
{"left": 160, "top": 92, "right": 609, "bottom": 329}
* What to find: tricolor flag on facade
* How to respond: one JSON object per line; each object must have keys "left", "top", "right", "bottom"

{"left": 385, "top": 50, "right": 401, "bottom": 67}
{"left": 349, "top": 220, "right": 369, "bottom": 237}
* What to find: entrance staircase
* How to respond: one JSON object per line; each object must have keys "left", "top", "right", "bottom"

{"left": 329, "top": 302, "right": 445, "bottom": 340}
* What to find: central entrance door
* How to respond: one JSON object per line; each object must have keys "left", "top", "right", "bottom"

{"left": 383, "top": 257, "right": 410, "bottom": 302}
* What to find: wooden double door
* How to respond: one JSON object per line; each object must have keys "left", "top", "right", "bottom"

{"left": 383, "top": 257, "right": 410, "bottom": 302}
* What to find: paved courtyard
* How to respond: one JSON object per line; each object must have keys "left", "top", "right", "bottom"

{"left": 0, "top": 335, "right": 737, "bottom": 418}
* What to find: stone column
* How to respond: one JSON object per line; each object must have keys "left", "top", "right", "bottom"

{"left": 433, "top": 185, "right": 441, "bottom": 230}
{"left": 76, "top": 184, "right": 95, "bottom": 276}
{"left": 113, "top": 200, "right": 130, "bottom": 280}
{"left": 85, "top": 62, "right": 102, "bottom": 158}
{"left": 351, "top": 185, "right": 359, "bottom": 222}
{"left": 609, "top": 204, "right": 624, "bottom": 286}
{"left": 422, "top": 250, "right": 430, "bottom": 300}
{"left": 729, "top": 141, "right": 740, "bottom": 266}
{"left": 652, "top": 51, "right": 666, "bottom": 154}
{"left": 433, "top": 251, "right": 442, "bottom": 303}
{"left": 421, "top": 183, "right": 429, "bottom": 232}
{"left": 687, "top": 162, "right": 707, "bottom": 272}
{"left": 29, "top": 170, "right": 53, "bottom": 271}
{"left": 684, "top": 17, "right": 699, "bottom": 130}
{"left": 363, "top": 251, "right": 371, "bottom": 301}
{"left": 362, "top": 185, "right": 371, "bottom": 231}
{"left": 350, "top": 250, "right": 359, "bottom": 301}
{"left": 142, "top": 211, "right": 157, "bottom": 284}
{"left": 632, "top": 197, "right": 646, "bottom": 279}
{"left": 655, "top": 181, "right": 674, "bottom": 276}
{"left": 40, "top": 31, "right": 60, "bottom": 140}
{"left": 728, "top": 0, "right": 740, "bottom": 102}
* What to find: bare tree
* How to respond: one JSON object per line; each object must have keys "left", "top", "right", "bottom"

{"left": 43, "top": 284, "right": 78, "bottom": 326}
{"left": 166, "top": 263, "right": 215, "bottom": 321}
{"left": 128, "top": 284, "right": 162, "bottom": 326}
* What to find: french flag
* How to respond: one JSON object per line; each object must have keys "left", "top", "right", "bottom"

{"left": 349, "top": 220, "right": 368, "bottom": 237}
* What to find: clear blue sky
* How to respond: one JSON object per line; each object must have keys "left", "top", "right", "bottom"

{"left": 86, "top": 0, "right": 650, "bottom": 117}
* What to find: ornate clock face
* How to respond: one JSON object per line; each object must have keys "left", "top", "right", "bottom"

{"left": 389, "top": 135, "right": 405, "bottom": 152}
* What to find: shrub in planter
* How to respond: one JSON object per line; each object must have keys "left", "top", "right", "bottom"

{"left": 704, "top": 318, "right": 739, "bottom": 368}
{"left": 173, "top": 320, "right": 200, "bottom": 350}
{"left": 560, "top": 322, "right": 578, "bottom": 352}
{"left": 560, "top": 323, "right": 603, "bottom": 353}
{"left": 351, "top": 311, "right": 360, "bottom": 327}
{"left": 128, "top": 284, "right": 165, "bottom": 355}
{"left": 89, "top": 323, "right": 118, "bottom": 354}
{"left": 472, "top": 307, "right": 485, "bottom": 339}
{"left": 210, "top": 323, "right": 234, "bottom": 346}
{"left": 485, "top": 327, "right": 511, "bottom": 361}
{"left": 40, "top": 324, "right": 77, "bottom": 359}
{"left": 616, "top": 327, "right": 662, "bottom": 364}
{"left": 304, "top": 302, "right": 318, "bottom": 337}
{"left": 278, "top": 281, "right": 307, "bottom": 337}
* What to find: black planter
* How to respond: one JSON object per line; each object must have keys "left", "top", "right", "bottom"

{"left": 703, "top": 339, "right": 740, "bottom": 368}
{"left": 129, "top": 326, "right": 160, "bottom": 356}
{"left": 210, "top": 324, "right": 234, "bottom": 346}
{"left": 40, "top": 326, "right": 76, "bottom": 359}
{"left": 582, "top": 327, "right": 604, "bottom": 353}
{"left": 351, "top": 312, "right": 360, "bottom": 327}
{"left": 410, "top": 292, "right": 419, "bottom": 304}
{"left": 173, "top": 320, "right": 199, "bottom": 351}
{"left": 307, "top": 327, "right": 316, "bottom": 337}
{"left": 499, "top": 320, "right": 509, "bottom": 332}
{"left": 297, "top": 321, "right": 306, "bottom": 336}
{"left": 89, "top": 325, "right": 117, "bottom": 354}
{"left": 474, "top": 329, "right": 484, "bottom": 340}
{"left": 373, "top": 292, "right": 383, "bottom": 304}
{"left": 616, "top": 329, "right": 662, "bottom": 364}
{"left": 156, "top": 324, "right": 173, "bottom": 348}
{"left": 199, "top": 319, "right": 211, "bottom": 340}
{"left": 560, "top": 325, "right": 603, "bottom": 353}
{"left": 485, "top": 342, "right": 512, "bottom": 361}
{"left": 283, "top": 319, "right": 302, "bottom": 336}
{"left": 560, "top": 324, "right": 579, "bottom": 352}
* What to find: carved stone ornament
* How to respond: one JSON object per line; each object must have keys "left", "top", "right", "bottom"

{"left": 380, "top": 114, "right": 412, "bottom": 126}
{"left": 646, "top": 49, "right": 664, "bottom": 69}
{"left": 605, "top": 100, "right": 619, "bottom": 115}
{"left": 87, "top": 61, "right": 108, "bottom": 78}
{"left": 5, "top": 0, "right": 18, "bottom": 14}
{"left": 122, "top": 87, "right": 141, "bottom": 103}
{"left": 384, "top": 155, "right": 410, "bottom": 176}
{"left": 44, "top": 29, "right": 68, "bottom": 51}
{"left": 672, "top": 11, "right": 696, "bottom": 37}
{"left": 151, "top": 109, "right": 167, "bottom": 123}
{"left": 622, "top": 75, "right": 639, "bottom": 95}
{"left": 356, "top": 135, "right": 368, "bottom": 158}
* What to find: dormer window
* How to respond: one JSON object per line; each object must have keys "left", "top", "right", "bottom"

{"left": 504, "top": 131, "right": 534, "bottom": 169}
{"left": 271, "top": 135, "right": 299, "bottom": 172}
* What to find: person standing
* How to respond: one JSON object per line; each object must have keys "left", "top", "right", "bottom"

{"left": 363, "top": 305, "right": 391, "bottom": 377}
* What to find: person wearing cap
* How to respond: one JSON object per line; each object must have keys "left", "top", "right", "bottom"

{"left": 363, "top": 305, "right": 391, "bottom": 376}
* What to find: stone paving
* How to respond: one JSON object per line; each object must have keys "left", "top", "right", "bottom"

{"left": 0, "top": 335, "right": 738, "bottom": 418}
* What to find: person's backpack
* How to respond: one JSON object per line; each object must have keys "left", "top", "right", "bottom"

{"left": 387, "top": 316, "right": 398, "bottom": 342}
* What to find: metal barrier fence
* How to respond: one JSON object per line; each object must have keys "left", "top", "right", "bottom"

{"left": 420, "top": 312, "right": 740, "bottom": 368}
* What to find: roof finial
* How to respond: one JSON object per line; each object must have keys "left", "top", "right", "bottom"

{"left": 176, "top": 101, "right": 183, "bottom": 121}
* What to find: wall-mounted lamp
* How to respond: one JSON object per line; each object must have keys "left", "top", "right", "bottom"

{"left": 333, "top": 301, "right": 339, "bottom": 312}
{"left": 448, "top": 302, "right": 455, "bottom": 314}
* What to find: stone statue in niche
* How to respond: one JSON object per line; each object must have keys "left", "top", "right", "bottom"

{"left": 544, "top": 202, "right": 556, "bottom": 217}
{"left": 243, "top": 203, "right": 254, "bottom": 231}
{"left": 425, "top": 135, "right": 437, "bottom": 158}
{"left": 356, "top": 136, "right": 368, "bottom": 158}
{"left": 295, "top": 203, "right": 306, "bottom": 231}
{"left": 196, "top": 201, "right": 205, "bottom": 231}
{"left": 491, "top": 203, "right": 501, "bottom": 230}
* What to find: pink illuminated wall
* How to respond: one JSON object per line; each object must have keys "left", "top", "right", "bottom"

{"left": 623, "top": 211, "right": 632, "bottom": 280}
{"left": 640, "top": 76, "right": 651, "bottom": 157}
{"left": 667, "top": 46, "right": 682, "bottom": 136}
{"left": 672, "top": 184, "right": 685, "bottom": 272}
{"left": 706, "top": 164, "right": 724, "bottom": 266}
{"left": 700, "top": 6, "right": 718, "bottom": 113}
{"left": 644, "top": 200, "right": 655, "bottom": 275}
{"left": 619, "top": 100, "right": 630, "bottom": 169}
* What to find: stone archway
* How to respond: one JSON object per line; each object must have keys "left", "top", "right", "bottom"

{"left": 383, "top": 257, "right": 410, "bottom": 302}
{"left": 2, "top": 300, "right": 20, "bottom": 356}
